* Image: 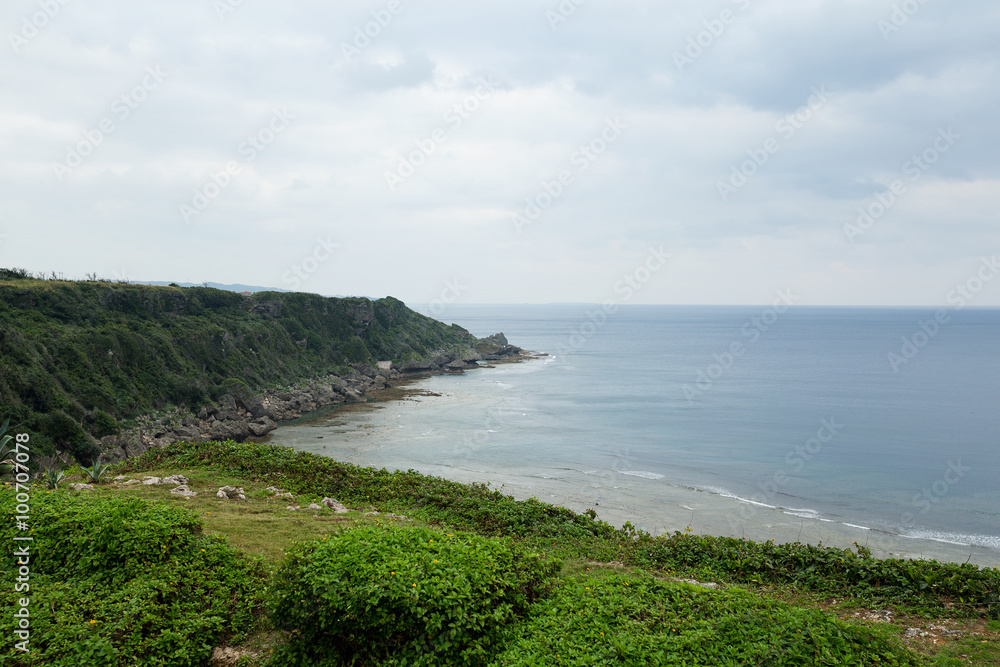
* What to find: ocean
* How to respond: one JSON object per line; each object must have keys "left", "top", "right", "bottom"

{"left": 265, "top": 305, "right": 1000, "bottom": 567}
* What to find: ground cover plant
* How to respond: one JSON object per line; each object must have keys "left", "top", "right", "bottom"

{"left": 3, "top": 439, "right": 998, "bottom": 665}
{"left": 488, "top": 573, "right": 920, "bottom": 666}
{"left": 0, "top": 491, "right": 268, "bottom": 666}
{"left": 269, "top": 525, "right": 559, "bottom": 666}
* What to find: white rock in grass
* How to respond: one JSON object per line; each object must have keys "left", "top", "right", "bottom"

{"left": 216, "top": 486, "right": 246, "bottom": 500}
{"left": 209, "top": 646, "right": 250, "bottom": 667}
{"left": 162, "top": 475, "right": 190, "bottom": 485}
{"left": 307, "top": 503, "right": 323, "bottom": 511}
{"left": 70, "top": 483, "right": 94, "bottom": 491}
{"left": 142, "top": 477, "right": 162, "bottom": 485}
{"left": 321, "top": 497, "right": 349, "bottom": 514}
{"left": 170, "top": 485, "right": 198, "bottom": 497}
{"left": 286, "top": 505, "right": 301, "bottom": 511}
{"left": 123, "top": 479, "right": 142, "bottom": 485}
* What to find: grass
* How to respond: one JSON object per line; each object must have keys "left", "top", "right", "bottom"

{"left": 5, "top": 441, "right": 999, "bottom": 665}
{"left": 923, "top": 637, "right": 1000, "bottom": 665}
{"left": 93, "top": 467, "right": 382, "bottom": 562}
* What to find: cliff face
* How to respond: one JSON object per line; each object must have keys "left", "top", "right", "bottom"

{"left": 0, "top": 278, "right": 514, "bottom": 465}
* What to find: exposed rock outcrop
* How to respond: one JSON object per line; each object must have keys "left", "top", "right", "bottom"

{"left": 209, "top": 647, "right": 255, "bottom": 667}
{"left": 94, "top": 333, "right": 529, "bottom": 466}
{"left": 322, "top": 497, "right": 350, "bottom": 513}
{"left": 216, "top": 486, "right": 246, "bottom": 501}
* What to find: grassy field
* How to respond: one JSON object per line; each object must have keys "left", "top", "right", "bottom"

{"left": 3, "top": 441, "right": 998, "bottom": 665}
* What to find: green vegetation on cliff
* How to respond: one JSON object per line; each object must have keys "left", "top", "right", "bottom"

{"left": 0, "top": 272, "right": 471, "bottom": 461}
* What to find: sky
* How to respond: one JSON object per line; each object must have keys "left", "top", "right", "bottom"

{"left": 1, "top": 0, "right": 998, "bottom": 307}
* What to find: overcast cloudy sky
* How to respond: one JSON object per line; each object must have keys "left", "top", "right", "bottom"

{"left": 2, "top": 0, "right": 998, "bottom": 306}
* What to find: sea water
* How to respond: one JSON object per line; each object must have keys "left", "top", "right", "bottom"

{"left": 265, "top": 305, "right": 1000, "bottom": 566}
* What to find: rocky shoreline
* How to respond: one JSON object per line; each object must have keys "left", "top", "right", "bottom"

{"left": 93, "top": 333, "right": 531, "bottom": 465}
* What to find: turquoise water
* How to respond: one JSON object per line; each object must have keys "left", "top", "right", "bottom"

{"left": 267, "top": 305, "right": 1000, "bottom": 566}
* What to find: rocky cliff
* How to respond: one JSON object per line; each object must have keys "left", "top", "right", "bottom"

{"left": 0, "top": 273, "right": 524, "bottom": 468}
{"left": 95, "top": 337, "right": 527, "bottom": 465}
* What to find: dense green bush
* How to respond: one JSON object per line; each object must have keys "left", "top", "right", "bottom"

{"left": 8, "top": 494, "right": 207, "bottom": 582}
{"left": 39, "top": 410, "right": 100, "bottom": 465}
{"left": 0, "top": 267, "right": 32, "bottom": 280}
{"left": 90, "top": 410, "right": 120, "bottom": 438}
{"left": 489, "top": 574, "right": 920, "bottom": 666}
{"left": 269, "top": 525, "right": 560, "bottom": 667}
{"left": 0, "top": 491, "right": 267, "bottom": 666}
{"left": 628, "top": 532, "right": 1000, "bottom": 616}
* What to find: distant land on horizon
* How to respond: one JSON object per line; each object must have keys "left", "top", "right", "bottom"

{"left": 139, "top": 280, "right": 358, "bottom": 299}
{"left": 138, "top": 281, "right": 295, "bottom": 294}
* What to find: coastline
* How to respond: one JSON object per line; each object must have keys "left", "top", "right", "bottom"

{"left": 263, "top": 359, "right": 1000, "bottom": 569}
{"left": 83, "top": 334, "right": 536, "bottom": 468}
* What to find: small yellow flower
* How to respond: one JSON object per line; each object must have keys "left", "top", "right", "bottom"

{"left": 90, "top": 620, "right": 97, "bottom": 624}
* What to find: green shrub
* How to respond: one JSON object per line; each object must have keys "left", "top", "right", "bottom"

{"left": 220, "top": 377, "right": 254, "bottom": 403}
{"left": 40, "top": 410, "right": 99, "bottom": 465}
{"left": 81, "top": 458, "right": 109, "bottom": 484}
{"left": 630, "top": 532, "right": 1000, "bottom": 616}
{"left": 269, "top": 524, "right": 560, "bottom": 667}
{"left": 13, "top": 494, "right": 203, "bottom": 581}
{"left": 0, "top": 267, "right": 32, "bottom": 280}
{"left": 90, "top": 410, "right": 119, "bottom": 438}
{"left": 45, "top": 467, "right": 64, "bottom": 489}
{"left": 0, "top": 492, "right": 267, "bottom": 666}
{"left": 490, "top": 574, "right": 921, "bottom": 666}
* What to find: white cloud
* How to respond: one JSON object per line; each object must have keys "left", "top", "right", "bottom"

{"left": 0, "top": 0, "right": 998, "bottom": 305}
